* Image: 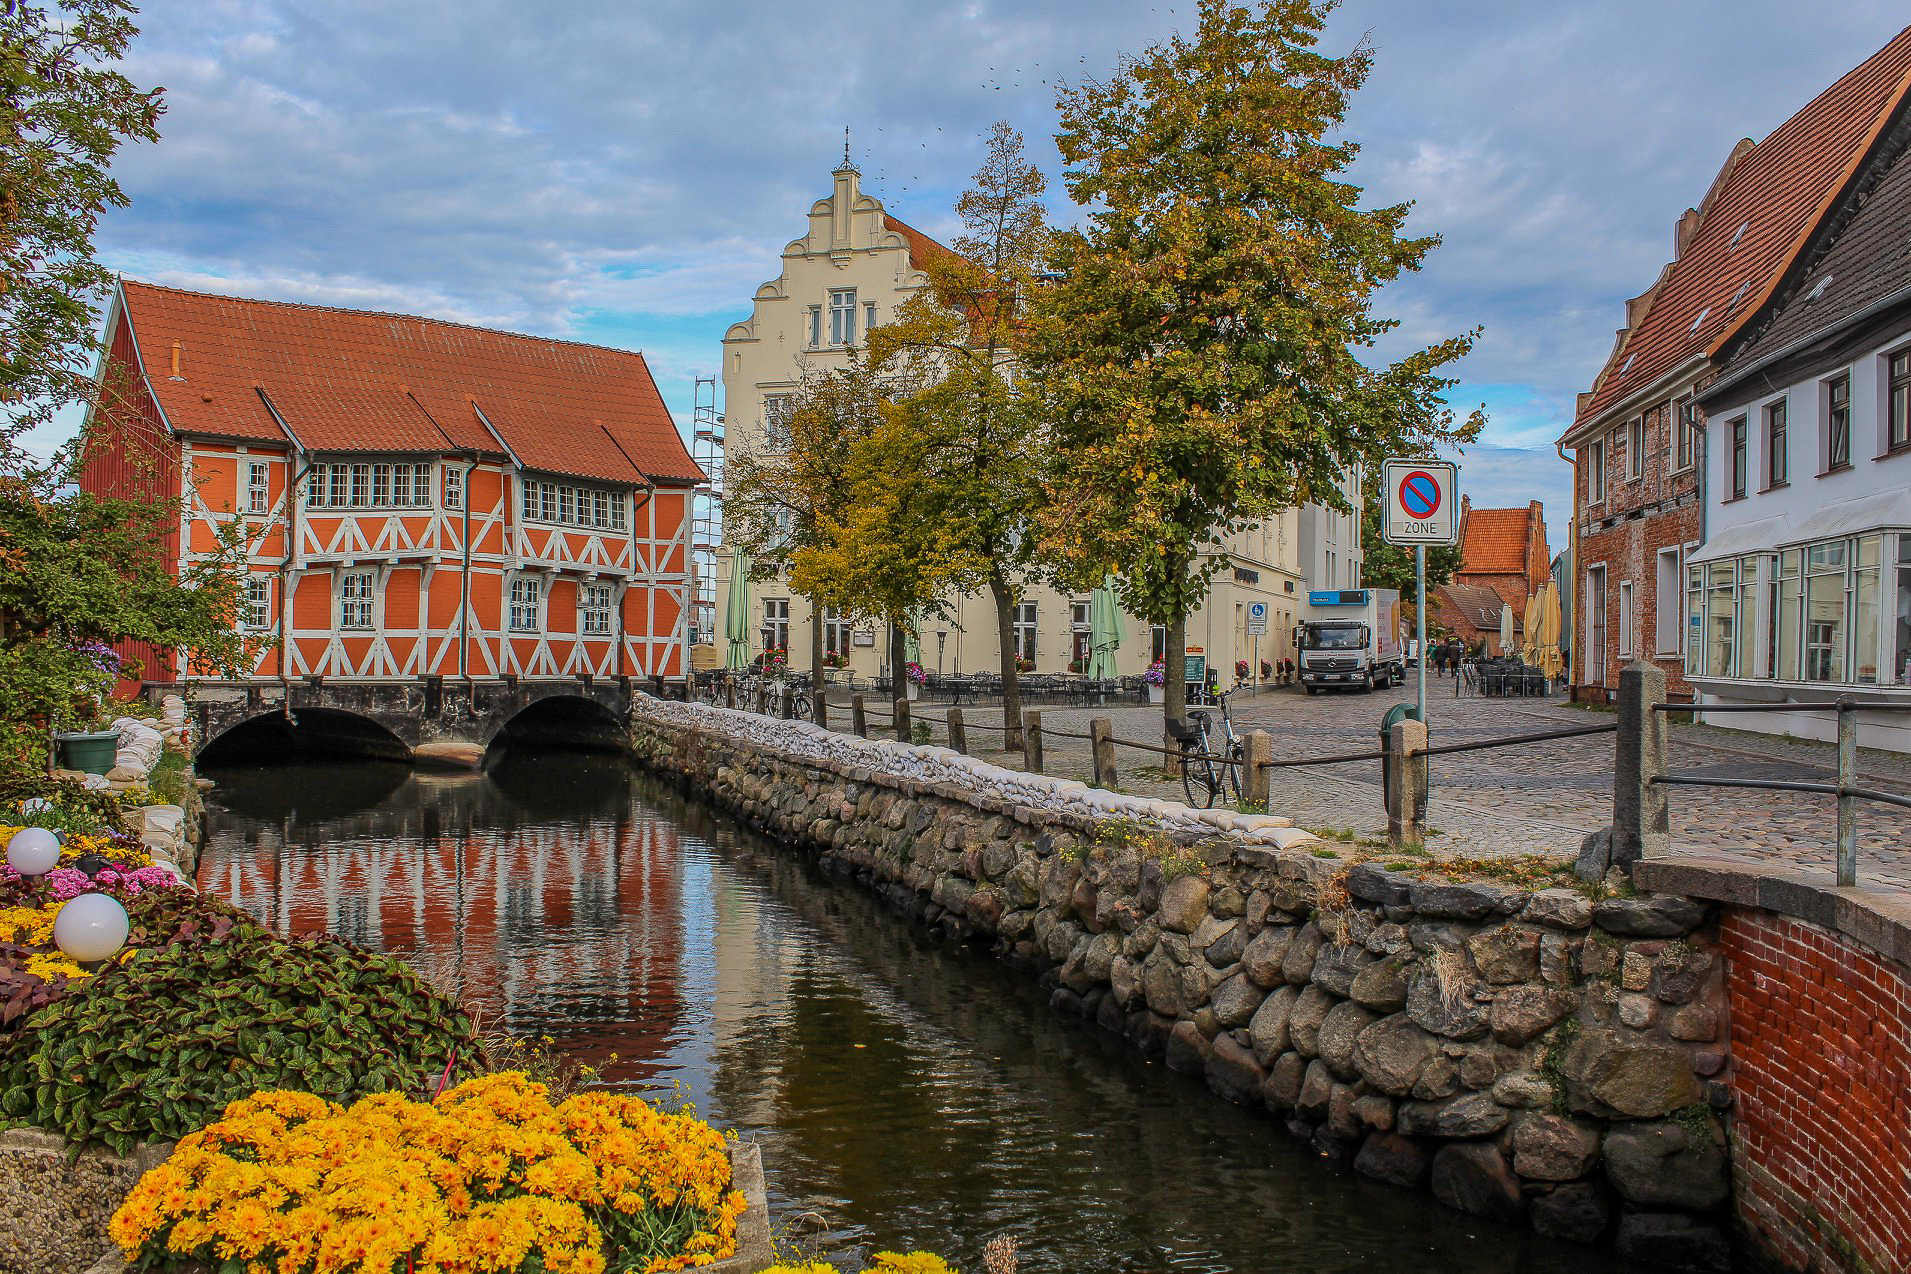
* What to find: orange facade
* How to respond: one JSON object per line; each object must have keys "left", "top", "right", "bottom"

{"left": 80, "top": 281, "right": 702, "bottom": 684}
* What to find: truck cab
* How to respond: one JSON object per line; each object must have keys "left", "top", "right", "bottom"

{"left": 1296, "top": 589, "right": 1404, "bottom": 693}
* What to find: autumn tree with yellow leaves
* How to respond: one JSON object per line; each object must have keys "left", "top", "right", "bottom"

{"left": 1028, "top": 0, "right": 1483, "bottom": 733}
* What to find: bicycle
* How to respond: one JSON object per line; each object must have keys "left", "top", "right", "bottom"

{"left": 1167, "top": 685, "right": 1245, "bottom": 808}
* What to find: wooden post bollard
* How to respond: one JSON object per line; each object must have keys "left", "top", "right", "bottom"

{"left": 1023, "top": 709, "right": 1043, "bottom": 774}
{"left": 1243, "top": 729, "right": 1272, "bottom": 810}
{"left": 724, "top": 678, "right": 736, "bottom": 709}
{"left": 947, "top": 706, "right": 967, "bottom": 754}
{"left": 1089, "top": 716, "right": 1117, "bottom": 789}
{"left": 779, "top": 684, "right": 796, "bottom": 719}
{"left": 851, "top": 694, "right": 868, "bottom": 738}
{"left": 1386, "top": 718, "right": 1429, "bottom": 849}
{"left": 894, "top": 696, "right": 911, "bottom": 743}
{"left": 813, "top": 687, "right": 829, "bottom": 729}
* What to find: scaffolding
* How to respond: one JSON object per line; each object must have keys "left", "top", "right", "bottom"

{"left": 689, "top": 376, "right": 723, "bottom": 648}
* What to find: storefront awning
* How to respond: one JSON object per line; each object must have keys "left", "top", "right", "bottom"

{"left": 1781, "top": 488, "right": 1911, "bottom": 546}
{"left": 1687, "top": 515, "right": 1789, "bottom": 565}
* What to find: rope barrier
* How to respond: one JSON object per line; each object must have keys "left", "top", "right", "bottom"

{"left": 1256, "top": 721, "right": 1618, "bottom": 770}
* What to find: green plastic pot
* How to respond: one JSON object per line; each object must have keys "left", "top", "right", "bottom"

{"left": 54, "top": 730, "right": 119, "bottom": 775}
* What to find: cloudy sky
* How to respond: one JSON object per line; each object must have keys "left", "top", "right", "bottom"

{"left": 47, "top": 0, "right": 1911, "bottom": 538}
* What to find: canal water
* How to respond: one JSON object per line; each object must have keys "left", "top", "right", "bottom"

{"left": 196, "top": 750, "right": 1648, "bottom": 1274}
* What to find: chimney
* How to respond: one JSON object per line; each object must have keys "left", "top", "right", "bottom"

{"left": 169, "top": 341, "right": 183, "bottom": 379}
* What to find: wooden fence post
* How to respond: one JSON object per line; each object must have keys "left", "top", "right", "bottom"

{"left": 813, "top": 687, "right": 829, "bottom": 729}
{"left": 724, "top": 678, "right": 736, "bottom": 709}
{"left": 1023, "top": 710, "right": 1043, "bottom": 774}
{"left": 779, "top": 684, "right": 795, "bottom": 719}
{"left": 1089, "top": 717, "right": 1117, "bottom": 789}
{"left": 894, "top": 696, "right": 912, "bottom": 743}
{"left": 851, "top": 694, "right": 867, "bottom": 738}
{"left": 947, "top": 707, "right": 967, "bottom": 754}
{"left": 1243, "top": 729, "right": 1272, "bottom": 809}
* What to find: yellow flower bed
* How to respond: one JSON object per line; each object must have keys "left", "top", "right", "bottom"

{"left": 0, "top": 824, "right": 152, "bottom": 869}
{"left": 111, "top": 1073, "right": 749, "bottom": 1274}
{"left": 0, "top": 901, "right": 89, "bottom": 980}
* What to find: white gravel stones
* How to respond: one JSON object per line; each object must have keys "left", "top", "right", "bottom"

{"left": 638, "top": 696, "right": 1320, "bottom": 852}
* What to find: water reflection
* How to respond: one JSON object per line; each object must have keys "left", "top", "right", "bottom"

{"left": 197, "top": 755, "right": 1647, "bottom": 1274}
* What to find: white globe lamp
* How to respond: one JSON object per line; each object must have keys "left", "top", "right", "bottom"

{"left": 53, "top": 893, "right": 130, "bottom": 964}
{"left": 7, "top": 827, "right": 61, "bottom": 878}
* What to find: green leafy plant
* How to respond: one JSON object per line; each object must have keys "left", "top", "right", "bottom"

{"left": 0, "top": 927, "right": 476, "bottom": 1152}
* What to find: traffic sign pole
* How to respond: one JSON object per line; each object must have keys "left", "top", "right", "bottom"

{"left": 1416, "top": 544, "right": 1427, "bottom": 722}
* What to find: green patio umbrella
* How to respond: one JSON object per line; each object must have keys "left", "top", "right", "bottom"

{"left": 1088, "top": 574, "right": 1123, "bottom": 678}
{"left": 723, "top": 545, "right": 751, "bottom": 670}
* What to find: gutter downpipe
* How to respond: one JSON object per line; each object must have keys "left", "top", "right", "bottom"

{"left": 255, "top": 388, "right": 311, "bottom": 712}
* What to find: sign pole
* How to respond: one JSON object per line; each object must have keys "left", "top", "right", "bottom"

{"left": 1416, "top": 543, "right": 1427, "bottom": 722}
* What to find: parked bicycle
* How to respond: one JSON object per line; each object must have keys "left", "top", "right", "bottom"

{"left": 1167, "top": 685, "right": 1244, "bottom": 808}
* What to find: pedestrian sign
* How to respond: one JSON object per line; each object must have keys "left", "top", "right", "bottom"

{"left": 1382, "top": 459, "right": 1459, "bottom": 547}
{"left": 1247, "top": 601, "right": 1268, "bottom": 636}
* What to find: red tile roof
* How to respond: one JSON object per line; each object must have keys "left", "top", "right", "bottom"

{"left": 1573, "top": 25, "right": 1911, "bottom": 432}
{"left": 1459, "top": 504, "right": 1544, "bottom": 576}
{"left": 117, "top": 279, "right": 702, "bottom": 486}
{"left": 884, "top": 215, "right": 959, "bottom": 274}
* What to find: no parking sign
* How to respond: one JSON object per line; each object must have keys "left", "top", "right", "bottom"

{"left": 1382, "top": 459, "right": 1459, "bottom": 546}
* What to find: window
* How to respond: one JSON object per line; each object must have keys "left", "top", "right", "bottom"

{"left": 764, "top": 394, "right": 793, "bottom": 452}
{"left": 579, "top": 583, "right": 614, "bottom": 636}
{"left": 540, "top": 483, "right": 557, "bottom": 522}
{"left": 1617, "top": 581, "right": 1634, "bottom": 657}
{"left": 1013, "top": 602, "right": 1037, "bottom": 663}
{"left": 761, "top": 598, "right": 789, "bottom": 653}
{"left": 1891, "top": 351, "right": 1911, "bottom": 451}
{"left": 1585, "top": 566, "right": 1607, "bottom": 688}
{"left": 1655, "top": 548, "right": 1681, "bottom": 655}
{"left": 1729, "top": 417, "right": 1748, "bottom": 499}
{"left": 807, "top": 306, "right": 822, "bottom": 348}
{"left": 822, "top": 606, "right": 851, "bottom": 658}
{"left": 1690, "top": 560, "right": 1753, "bottom": 679}
{"left": 245, "top": 462, "right": 269, "bottom": 514}
{"left": 864, "top": 301, "right": 877, "bottom": 335}
{"left": 509, "top": 577, "right": 542, "bottom": 632}
{"left": 1071, "top": 601, "right": 1093, "bottom": 668}
{"left": 240, "top": 576, "right": 271, "bottom": 629}
{"left": 1765, "top": 398, "right": 1788, "bottom": 487}
{"left": 339, "top": 571, "right": 375, "bottom": 629}
{"left": 304, "top": 462, "right": 434, "bottom": 509}
{"left": 1587, "top": 439, "right": 1605, "bottom": 503}
{"left": 1895, "top": 539, "right": 1911, "bottom": 685}
{"left": 609, "top": 492, "right": 626, "bottom": 531}
{"left": 828, "top": 289, "right": 857, "bottom": 346}
{"left": 1825, "top": 375, "right": 1851, "bottom": 471}
{"left": 1773, "top": 548, "right": 1801, "bottom": 681}
{"left": 558, "top": 486, "right": 574, "bottom": 524}
{"left": 1673, "top": 396, "right": 1695, "bottom": 471}
{"left": 444, "top": 466, "right": 463, "bottom": 509}
{"left": 1151, "top": 625, "right": 1169, "bottom": 664}
{"left": 1804, "top": 541, "right": 1847, "bottom": 682}
{"left": 1626, "top": 417, "right": 1644, "bottom": 480}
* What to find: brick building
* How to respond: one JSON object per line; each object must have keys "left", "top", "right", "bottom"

{"left": 1559, "top": 26, "right": 1911, "bottom": 702}
{"left": 1429, "top": 498, "right": 1550, "bottom": 655}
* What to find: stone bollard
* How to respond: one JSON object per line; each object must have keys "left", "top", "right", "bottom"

{"left": 1242, "top": 729, "right": 1272, "bottom": 809}
{"left": 947, "top": 707, "right": 967, "bottom": 754}
{"left": 894, "top": 696, "right": 911, "bottom": 744}
{"left": 1611, "top": 660, "right": 1670, "bottom": 871}
{"left": 851, "top": 694, "right": 867, "bottom": 738}
{"left": 1023, "top": 709, "right": 1043, "bottom": 774}
{"left": 1386, "top": 718, "right": 1429, "bottom": 849}
{"left": 1089, "top": 717, "right": 1117, "bottom": 789}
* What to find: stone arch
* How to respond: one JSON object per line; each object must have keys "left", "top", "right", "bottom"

{"left": 487, "top": 693, "right": 627, "bottom": 754}
{"left": 196, "top": 705, "right": 412, "bottom": 766}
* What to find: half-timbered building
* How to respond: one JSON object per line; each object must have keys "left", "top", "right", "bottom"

{"left": 80, "top": 280, "right": 702, "bottom": 686}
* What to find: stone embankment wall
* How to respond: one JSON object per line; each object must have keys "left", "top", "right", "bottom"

{"left": 629, "top": 698, "right": 1736, "bottom": 1270}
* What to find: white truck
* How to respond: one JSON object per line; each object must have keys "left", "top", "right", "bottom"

{"left": 1295, "top": 588, "right": 1405, "bottom": 694}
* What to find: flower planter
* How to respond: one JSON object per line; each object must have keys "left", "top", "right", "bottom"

{"left": 1147, "top": 685, "right": 1165, "bottom": 704}
{"left": 54, "top": 731, "right": 120, "bottom": 776}
{"left": 905, "top": 682, "right": 921, "bottom": 701}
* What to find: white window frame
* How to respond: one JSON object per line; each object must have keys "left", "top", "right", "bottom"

{"left": 1672, "top": 396, "right": 1695, "bottom": 473}
{"left": 245, "top": 461, "right": 269, "bottom": 514}
{"left": 339, "top": 570, "right": 375, "bottom": 630}
{"left": 828, "top": 288, "right": 857, "bottom": 346}
{"left": 1626, "top": 417, "right": 1644, "bottom": 480}
{"left": 807, "top": 306, "right": 822, "bottom": 349}
{"left": 509, "top": 577, "right": 542, "bottom": 632}
{"left": 1655, "top": 547, "right": 1682, "bottom": 656}
{"left": 444, "top": 465, "right": 463, "bottom": 509}
{"left": 764, "top": 394, "right": 793, "bottom": 452}
{"left": 822, "top": 606, "right": 851, "bottom": 658}
{"left": 762, "top": 598, "right": 790, "bottom": 652}
{"left": 1584, "top": 565, "right": 1607, "bottom": 688}
{"left": 1824, "top": 373, "right": 1852, "bottom": 473}
{"left": 240, "top": 576, "right": 272, "bottom": 630}
{"left": 1617, "top": 579, "right": 1634, "bottom": 658}
{"left": 1587, "top": 438, "right": 1605, "bottom": 504}
{"left": 1012, "top": 602, "right": 1038, "bottom": 663}
{"left": 579, "top": 583, "right": 614, "bottom": 636}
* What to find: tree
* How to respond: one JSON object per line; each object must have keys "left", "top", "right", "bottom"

{"left": 1027, "top": 0, "right": 1484, "bottom": 735}
{"left": 0, "top": 0, "right": 164, "bottom": 468}
{"left": 865, "top": 121, "right": 1053, "bottom": 747}
{"left": 1360, "top": 475, "right": 1462, "bottom": 605}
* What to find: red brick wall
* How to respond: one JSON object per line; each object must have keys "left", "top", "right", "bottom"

{"left": 1721, "top": 908, "right": 1911, "bottom": 1273}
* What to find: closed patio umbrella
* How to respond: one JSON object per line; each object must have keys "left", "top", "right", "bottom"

{"left": 1498, "top": 603, "right": 1514, "bottom": 656}
{"left": 1538, "top": 579, "right": 1563, "bottom": 680}
{"left": 1088, "top": 574, "right": 1123, "bottom": 678}
{"left": 903, "top": 608, "right": 923, "bottom": 666}
{"left": 1521, "top": 589, "right": 1540, "bottom": 664}
{"left": 723, "top": 545, "right": 751, "bottom": 670}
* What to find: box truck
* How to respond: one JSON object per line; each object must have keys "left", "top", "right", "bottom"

{"left": 1295, "top": 589, "right": 1405, "bottom": 693}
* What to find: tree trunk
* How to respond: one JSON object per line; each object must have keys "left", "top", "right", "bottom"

{"left": 889, "top": 623, "right": 908, "bottom": 733}
{"left": 989, "top": 568, "right": 1023, "bottom": 752}
{"left": 1164, "top": 610, "right": 1188, "bottom": 749}
{"left": 808, "top": 597, "right": 826, "bottom": 725}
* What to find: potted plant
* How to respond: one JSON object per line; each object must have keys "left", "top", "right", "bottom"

{"left": 1143, "top": 660, "right": 1166, "bottom": 704}
{"left": 1016, "top": 657, "right": 1035, "bottom": 673}
{"left": 1068, "top": 658, "right": 1086, "bottom": 674}
{"left": 903, "top": 661, "right": 927, "bottom": 700}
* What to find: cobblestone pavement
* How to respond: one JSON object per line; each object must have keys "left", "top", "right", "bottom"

{"left": 865, "top": 677, "right": 1911, "bottom": 890}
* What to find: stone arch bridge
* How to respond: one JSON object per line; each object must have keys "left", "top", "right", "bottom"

{"left": 155, "top": 676, "right": 669, "bottom": 764}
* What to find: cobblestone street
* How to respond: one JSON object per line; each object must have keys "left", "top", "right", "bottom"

{"left": 878, "top": 674, "right": 1911, "bottom": 891}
